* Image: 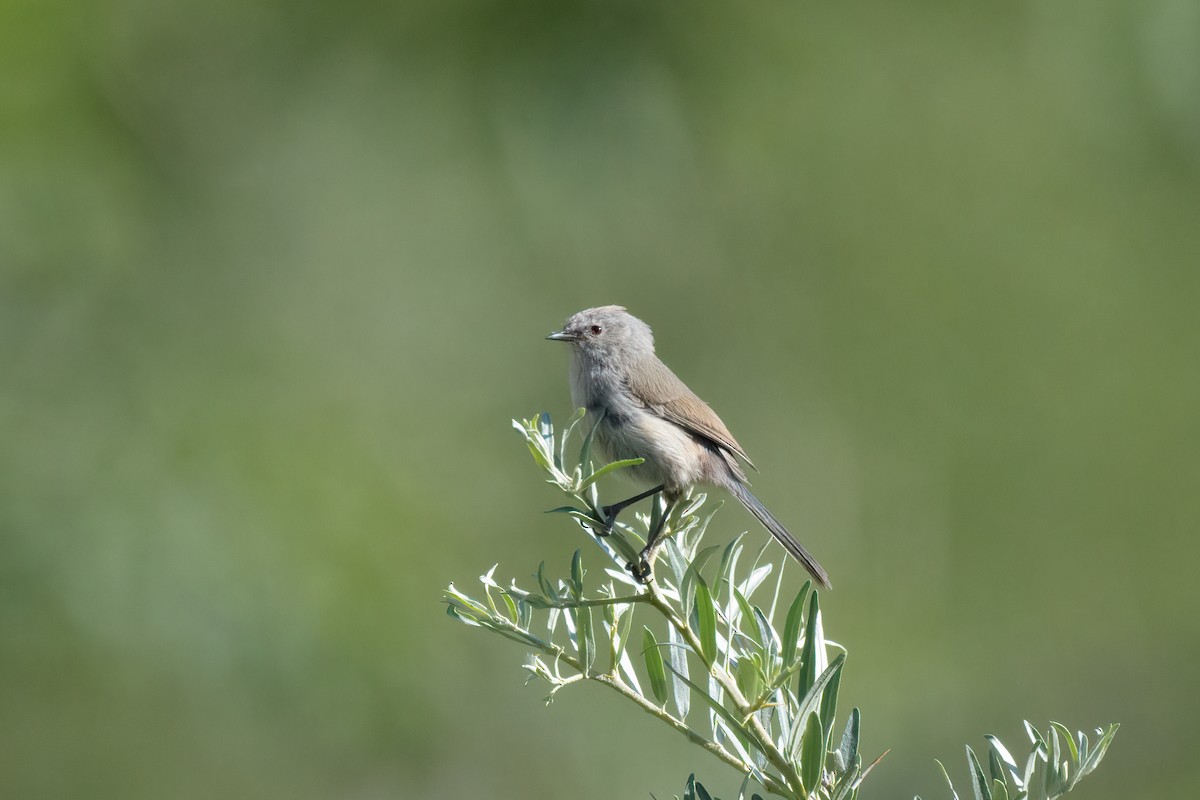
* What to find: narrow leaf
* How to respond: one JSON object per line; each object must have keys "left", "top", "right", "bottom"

{"left": 837, "top": 707, "right": 861, "bottom": 774}
{"left": 1078, "top": 723, "right": 1119, "bottom": 776}
{"left": 786, "top": 652, "right": 846, "bottom": 760}
{"left": 781, "top": 581, "right": 813, "bottom": 665}
{"left": 796, "top": 589, "right": 821, "bottom": 697}
{"left": 984, "top": 735, "right": 1022, "bottom": 789}
{"left": 800, "top": 712, "right": 824, "bottom": 797}
{"left": 819, "top": 657, "right": 842, "bottom": 747}
{"left": 1049, "top": 722, "right": 1079, "bottom": 765}
{"left": 667, "top": 625, "right": 690, "bottom": 719}
{"left": 579, "top": 458, "right": 646, "bottom": 490}
{"left": 570, "top": 550, "right": 584, "bottom": 598}
{"left": 642, "top": 627, "right": 669, "bottom": 705}
{"left": 966, "top": 745, "right": 992, "bottom": 800}
{"left": 694, "top": 579, "right": 718, "bottom": 664}
{"left": 578, "top": 607, "right": 595, "bottom": 674}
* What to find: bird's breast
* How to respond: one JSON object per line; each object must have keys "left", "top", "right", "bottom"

{"left": 592, "top": 406, "right": 707, "bottom": 491}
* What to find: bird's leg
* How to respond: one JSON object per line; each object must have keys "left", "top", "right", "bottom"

{"left": 601, "top": 483, "right": 665, "bottom": 534}
{"left": 627, "top": 493, "right": 677, "bottom": 584}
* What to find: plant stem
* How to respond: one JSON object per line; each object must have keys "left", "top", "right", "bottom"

{"left": 646, "top": 582, "right": 807, "bottom": 798}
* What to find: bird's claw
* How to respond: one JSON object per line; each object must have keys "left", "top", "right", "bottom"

{"left": 625, "top": 558, "right": 653, "bottom": 584}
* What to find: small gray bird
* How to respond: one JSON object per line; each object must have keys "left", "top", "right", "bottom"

{"left": 547, "top": 305, "right": 831, "bottom": 589}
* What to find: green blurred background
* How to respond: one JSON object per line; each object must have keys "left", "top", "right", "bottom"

{"left": 3, "top": 0, "right": 1198, "bottom": 797}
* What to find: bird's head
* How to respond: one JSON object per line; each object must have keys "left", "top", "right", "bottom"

{"left": 546, "top": 305, "right": 655, "bottom": 361}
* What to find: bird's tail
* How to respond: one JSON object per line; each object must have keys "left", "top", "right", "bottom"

{"left": 727, "top": 481, "right": 832, "bottom": 590}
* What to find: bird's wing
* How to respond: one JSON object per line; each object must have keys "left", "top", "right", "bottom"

{"left": 625, "top": 356, "right": 758, "bottom": 471}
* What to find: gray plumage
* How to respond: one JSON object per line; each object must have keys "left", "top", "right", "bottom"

{"left": 547, "top": 305, "right": 831, "bottom": 589}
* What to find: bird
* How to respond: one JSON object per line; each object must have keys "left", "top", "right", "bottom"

{"left": 546, "top": 305, "right": 831, "bottom": 589}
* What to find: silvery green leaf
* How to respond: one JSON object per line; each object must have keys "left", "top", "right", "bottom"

{"left": 667, "top": 625, "right": 690, "bottom": 719}
{"left": 984, "top": 735, "right": 1022, "bottom": 789}
{"left": 544, "top": 506, "right": 585, "bottom": 515}
{"left": 642, "top": 627, "right": 669, "bottom": 705}
{"left": 536, "top": 561, "right": 557, "bottom": 601}
{"left": 733, "top": 590, "right": 760, "bottom": 646}
{"left": 694, "top": 580, "right": 718, "bottom": 664}
{"left": 681, "top": 563, "right": 701, "bottom": 622}
{"left": 444, "top": 585, "right": 490, "bottom": 616}
{"left": 501, "top": 591, "right": 519, "bottom": 624}
{"left": 833, "top": 765, "right": 864, "bottom": 800}
{"left": 517, "top": 598, "right": 532, "bottom": 629}
{"left": 521, "top": 437, "right": 550, "bottom": 472}
{"left": 446, "top": 604, "right": 483, "bottom": 627}
{"left": 818, "top": 656, "right": 841, "bottom": 747}
{"left": 752, "top": 606, "right": 780, "bottom": 665}
{"left": 837, "top": 708, "right": 861, "bottom": 776}
{"left": 735, "top": 654, "right": 764, "bottom": 703}
{"left": 991, "top": 779, "right": 1009, "bottom": 800}
{"left": 808, "top": 593, "right": 828, "bottom": 675}
{"left": 1022, "top": 750, "right": 1039, "bottom": 792}
{"left": 988, "top": 748, "right": 1005, "bottom": 785}
{"left": 1048, "top": 726, "right": 1062, "bottom": 789}
{"left": 578, "top": 606, "right": 595, "bottom": 674}
{"left": 579, "top": 458, "right": 645, "bottom": 491}
{"left": 680, "top": 491, "right": 707, "bottom": 518}
{"left": 781, "top": 581, "right": 812, "bottom": 666}
{"left": 1078, "top": 724, "right": 1118, "bottom": 777}
{"left": 615, "top": 599, "right": 636, "bottom": 664}
{"left": 570, "top": 550, "right": 584, "bottom": 598}
{"left": 786, "top": 652, "right": 846, "bottom": 760}
{"left": 738, "top": 563, "right": 773, "bottom": 599}
{"left": 602, "top": 592, "right": 617, "bottom": 626}
{"left": 1024, "top": 721, "right": 1047, "bottom": 755}
{"left": 716, "top": 534, "right": 745, "bottom": 617}
{"left": 479, "top": 564, "right": 500, "bottom": 588}
{"left": 1048, "top": 722, "right": 1078, "bottom": 766}
{"left": 663, "top": 537, "right": 689, "bottom": 587}
{"left": 966, "top": 745, "right": 991, "bottom": 800}
{"left": 800, "top": 712, "right": 824, "bottom": 798}
{"left": 796, "top": 589, "right": 821, "bottom": 697}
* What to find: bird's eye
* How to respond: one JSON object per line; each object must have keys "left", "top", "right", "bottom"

{"left": 590, "top": 325, "right": 602, "bottom": 335}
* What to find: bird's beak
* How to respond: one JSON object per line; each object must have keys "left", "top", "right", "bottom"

{"left": 546, "top": 330, "right": 580, "bottom": 342}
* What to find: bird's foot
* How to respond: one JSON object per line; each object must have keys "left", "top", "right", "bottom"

{"left": 625, "top": 554, "right": 654, "bottom": 585}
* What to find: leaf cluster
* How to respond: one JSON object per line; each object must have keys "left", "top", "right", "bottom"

{"left": 444, "top": 411, "right": 1119, "bottom": 800}
{"left": 447, "top": 412, "right": 874, "bottom": 799}
{"left": 922, "top": 722, "right": 1119, "bottom": 800}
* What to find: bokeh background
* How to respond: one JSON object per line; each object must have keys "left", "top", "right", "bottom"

{"left": 4, "top": 0, "right": 1199, "bottom": 797}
